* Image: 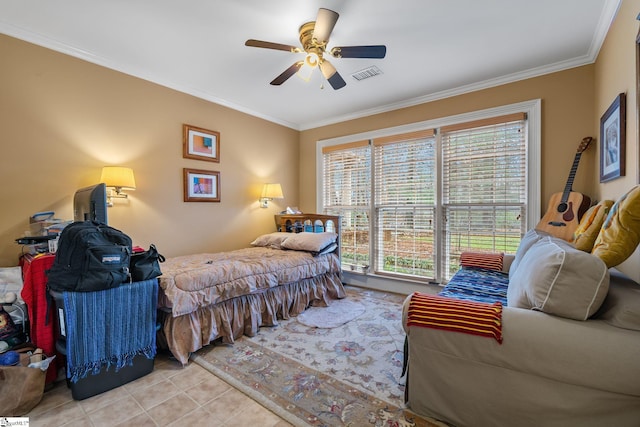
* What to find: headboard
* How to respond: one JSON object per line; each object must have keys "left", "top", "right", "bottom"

{"left": 274, "top": 214, "right": 340, "bottom": 235}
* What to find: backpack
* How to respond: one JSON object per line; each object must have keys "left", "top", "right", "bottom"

{"left": 47, "top": 221, "right": 132, "bottom": 292}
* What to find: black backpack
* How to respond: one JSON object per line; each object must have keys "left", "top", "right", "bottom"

{"left": 47, "top": 221, "right": 132, "bottom": 292}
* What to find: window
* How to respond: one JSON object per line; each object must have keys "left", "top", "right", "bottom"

{"left": 318, "top": 101, "right": 540, "bottom": 284}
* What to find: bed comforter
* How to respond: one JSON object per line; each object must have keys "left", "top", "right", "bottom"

{"left": 157, "top": 246, "right": 345, "bottom": 364}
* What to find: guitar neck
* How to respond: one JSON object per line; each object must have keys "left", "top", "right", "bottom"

{"left": 561, "top": 152, "right": 582, "bottom": 202}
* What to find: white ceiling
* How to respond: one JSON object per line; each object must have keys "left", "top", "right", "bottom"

{"left": 0, "top": 0, "right": 620, "bottom": 130}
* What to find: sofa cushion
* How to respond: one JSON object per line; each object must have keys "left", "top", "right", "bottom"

{"left": 509, "top": 228, "right": 550, "bottom": 277}
{"left": 507, "top": 236, "right": 609, "bottom": 320}
{"left": 460, "top": 251, "right": 504, "bottom": 271}
{"left": 593, "top": 269, "right": 640, "bottom": 331}
{"left": 573, "top": 200, "right": 614, "bottom": 252}
{"left": 592, "top": 185, "right": 640, "bottom": 267}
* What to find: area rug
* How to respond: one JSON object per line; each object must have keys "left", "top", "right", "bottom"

{"left": 296, "top": 298, "right": 366, "bottom": 328}
{"left": 191, "top": 287, "right": 445, "bottom": 427}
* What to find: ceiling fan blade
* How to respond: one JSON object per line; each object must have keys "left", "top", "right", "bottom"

{"left": 313, "top": 8, "right": 339, "bottom": 44}
{"left": 245, "top": 39, "right": 299, "bottom": 53}
{"left": 319, "top": 60, "right": 346, "bottom": 90}
{"left": 270, "top": 62, "right": 304, "bottom": 85}
{"left": 331, "top": 45, "right": 387, "bottom": 59}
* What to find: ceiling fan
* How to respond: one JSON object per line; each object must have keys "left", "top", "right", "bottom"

{"left": 245, "top": 8, "right": 386, "bottom": 90}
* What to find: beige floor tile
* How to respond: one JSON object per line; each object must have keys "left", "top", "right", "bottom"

{"left": 184, "top": 375, "right": 232, "bottom": 406}
{"left": 122, "top": 367, "right": 168, "bottom": 393}
{"left": 168, "top": 363, "right": 210, "bottom": 391}
{"left": 202, "top": 387, "right": 257, "bottom": 423}
{"left": 78, "top": 382, "right": 132, "bottom": 413}
{"left": 130, "top": 378, "right": 181, "bottom": 410}
{"left": 166, "top": 406, "right": 223, "bottom": 427}
{"left": 59, "top": 417, "right": 94, "bottom": 427}
{"left": 113, "top": 411, "right": 159, "bottom": 427}
{"left": 146, "top": 391, "right": 199, "bottom": 426}
{"left": 87, "top": 396, "right": 144, "bottom": 427}
{"left": 28, "top": 400, "right": 87, "bottom": 427}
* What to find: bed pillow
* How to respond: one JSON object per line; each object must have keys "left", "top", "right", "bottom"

{"left": 250, "top": 232, "right": 291, "bottom": 249}
{"left": 593, "top": 270, "right": 640, "bottom": 331}
{"left": 509, "top": 228, "right": 550, "bottom": 277}
{"left": 592, "top": 186, "right": 640, "bottom": 268}
{"left": 281, "top": 232, "right": 338, "bottom": 253}
{"left": 573, "top": 200, "right": 614, "bottom": 252}
{"left": 507, "top": 236, "right": 609, "bottom": 320}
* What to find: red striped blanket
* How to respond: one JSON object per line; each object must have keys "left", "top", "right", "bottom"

{"left": 407, "top": 292, "right": 503, "bottom": 343}
{"left": 460, "top": 251, "right": 504, "bottom": 271}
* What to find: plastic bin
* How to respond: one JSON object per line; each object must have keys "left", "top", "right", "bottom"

{"left": 50, "top": 289, "right": 155, "bottom": 400}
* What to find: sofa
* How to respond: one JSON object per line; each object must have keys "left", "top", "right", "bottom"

{"left": 402, "top": 187, "right": 640, "bottom": 427}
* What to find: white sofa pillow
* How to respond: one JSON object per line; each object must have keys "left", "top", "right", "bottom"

{"left": 509, "top": 228, "right": 550, "bottom": 277}
{"left": 507, "top": 236, "right": 610, "bottom": 320}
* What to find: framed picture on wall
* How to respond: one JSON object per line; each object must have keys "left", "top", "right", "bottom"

{"left": 600, "top": 92, "right": 626, "bottom": 182}
{"left": 183, "top": 168, "right": 220, "bottom": 202}
{"left": 183, "top": 124, "right": 220, "bottom": 162}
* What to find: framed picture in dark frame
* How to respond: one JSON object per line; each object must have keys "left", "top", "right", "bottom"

{"left": 600, "top": 93, "right": 626, "bottom": 182}
{"left": 183, "top": 168, "right": 220, "bottom": 202}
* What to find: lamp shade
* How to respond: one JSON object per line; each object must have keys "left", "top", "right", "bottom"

{"left": 261, "top": 183, "right": 284, "bottom": 199}
{"left": 100, "top": 166, "right": 136, "bottom": 190}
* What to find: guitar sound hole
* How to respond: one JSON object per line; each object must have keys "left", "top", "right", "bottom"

{"left": 556, "top": 203, "right": 568, "bottom": 213}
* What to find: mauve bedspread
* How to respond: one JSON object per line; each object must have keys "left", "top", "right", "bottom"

{"left": 157, "top": 247, "right": 345, "bottom": 364}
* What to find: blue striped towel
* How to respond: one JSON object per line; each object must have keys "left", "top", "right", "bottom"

{"left": 63, "top": 279, "right": 158, "bottom": 383}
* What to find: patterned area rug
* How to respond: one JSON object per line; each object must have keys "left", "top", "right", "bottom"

{"left": 191, "top": 287, "right": 445, "bottom": 427}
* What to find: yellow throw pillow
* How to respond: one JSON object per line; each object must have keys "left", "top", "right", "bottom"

{"left": 573, "top": 200, "right": 614, "bottom": 252}
{"left": 592, "top": 186, "right": 640, "bottom": 268}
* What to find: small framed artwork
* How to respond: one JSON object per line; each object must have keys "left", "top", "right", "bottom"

{"left": 600, "top": 92, "right": 626, "bottom": 182}
{"left": 183, "top": 124, "right": 220, "bottom": 163}
{"left": 183, "top": 168, "right": 220, "bottom": 202}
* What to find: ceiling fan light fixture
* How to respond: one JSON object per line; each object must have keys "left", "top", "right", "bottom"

{"left": 246, "top": 8, "right": 386, "bottom": 90}
{"left": 297, "top": 53, "right": 319, "bottom": 82}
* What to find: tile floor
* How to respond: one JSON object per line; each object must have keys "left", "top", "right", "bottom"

{"left": 25, "top": 350, "right": 292, "bottom": 427}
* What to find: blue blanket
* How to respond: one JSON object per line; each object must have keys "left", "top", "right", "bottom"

{"left": 438, "top": 267, "right": 509, "bottom": 305}
{"left": 63, "top": 279, "right": 158, "bottom": 383}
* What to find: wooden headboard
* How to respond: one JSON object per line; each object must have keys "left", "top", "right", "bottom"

{"left": 274, "top": 214, "right": 340, "bottom": 235}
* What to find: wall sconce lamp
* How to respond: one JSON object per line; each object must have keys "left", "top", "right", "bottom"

{"left": 260, "top": 183, "right": 284, "bottom": 208}
{"left": 100, "top": 166, "right": 136, "bottom": 206}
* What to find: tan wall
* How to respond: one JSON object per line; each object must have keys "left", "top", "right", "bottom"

{"left": 594, "top": 0, "right": 640, "bottom": 280}
{"left": 299, "top": 66, "right": 596, "bottom": 217}
{"left": 4, "top": 3, "right": 640, "bottom": 278}
{"left": 0, "top": 35, "right": 299, "bottom": 267}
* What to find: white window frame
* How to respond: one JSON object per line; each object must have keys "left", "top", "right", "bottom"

{"left": 316, "top": 99, "right": 541, "bottom": 288}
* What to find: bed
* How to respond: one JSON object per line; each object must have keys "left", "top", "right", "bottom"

{"left": 157, "top": 214, "right": 345, "bottom": 364}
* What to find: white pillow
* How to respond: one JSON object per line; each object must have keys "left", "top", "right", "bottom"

{"left": 509, "top": 228, "right": 550, "bottom": 277}
{"left": 507, "top": 236, "right": 610, "bottom": 320}
{"left": 250, "top": 232, "right": 291, "bottom": 249}
{"left": 281, "top": 232, "right": 338, "bottom": 253}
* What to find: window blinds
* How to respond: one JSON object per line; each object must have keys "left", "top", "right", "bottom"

{"left": 441, "top": 115, "right": 527, "bottom": 278}
{"left": 321, "top": 111, "right": 529, "bottom": 282}
{"left": 373, "top": 131, "right": 437, "bottom": 278}
{"left": 322, "top": 141, "right": 371, "bottom": 270}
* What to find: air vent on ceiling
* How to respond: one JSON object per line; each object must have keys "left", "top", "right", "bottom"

{"left": 351, "top": 65, "right": 383, "bottom": 81}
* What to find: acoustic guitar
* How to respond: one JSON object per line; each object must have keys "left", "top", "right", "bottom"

{"left": 536, "top": 137, "right": 593, "bottom": 241}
